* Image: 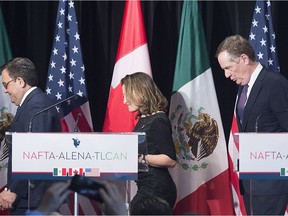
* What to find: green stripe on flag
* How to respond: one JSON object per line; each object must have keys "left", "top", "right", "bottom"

{"left": 280, "top": 168, "right": 286, "bottom": 176}
{"left": 172, "top": 0, "right": 210, "bottom": 92}
{"left": 169, "top": 1, "right": 234, "bottom": 214}
{"left": 53, "top": 168, "right": 58, "bottom": 176}
{"left": 0, "top": 5, "right": 15, "bottom": 191}
{"left": 0, "top": 6, "right": 12, "bottom": 69}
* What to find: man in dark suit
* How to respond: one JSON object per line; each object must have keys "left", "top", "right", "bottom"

{"left": 0, "top": 57, "right": 61, "bottom": 215}
{"left": 216, "top": 35, "right": 288, "bottom": 215}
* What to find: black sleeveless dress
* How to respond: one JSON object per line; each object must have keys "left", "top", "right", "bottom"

{"left": 131, "top": 112, "right": 177, "bottom": 208}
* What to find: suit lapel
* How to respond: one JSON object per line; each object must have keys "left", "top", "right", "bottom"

{"left": 11, "top": 88, "right": 40, "bottom": 130}
{"left": 242, "top": 69, "right": 266, "bottom": 130}
{"left": 236, "top": 86, "right": 244, "bottom": 131}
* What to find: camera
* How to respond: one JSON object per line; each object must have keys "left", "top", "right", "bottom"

{"left": 69, "top": 174, "right": 104, "bottom": 202}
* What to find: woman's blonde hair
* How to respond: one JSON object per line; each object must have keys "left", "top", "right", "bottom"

{"left": 121, "top": 72, "right": 168, "bottom": 117}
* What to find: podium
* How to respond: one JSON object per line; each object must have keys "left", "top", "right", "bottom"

{"left": 6, "top": 132, "right": 146, "bottom": 215}
{"left": 236, "top": 133, "right": 288, "bottom": 180}
{"left": 6, "top": 132, "right": 146, "bottom": 180}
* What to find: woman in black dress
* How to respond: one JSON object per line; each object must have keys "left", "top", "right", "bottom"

{"left": 121, "top": 72, "right": 177, "bottom": 210}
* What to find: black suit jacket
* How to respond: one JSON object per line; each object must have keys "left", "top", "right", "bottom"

{"left": 237, "top": 67, "right": 288, "bottom": 195}
{"left": 8, "top": 87, "right": 61, "bottom": 209}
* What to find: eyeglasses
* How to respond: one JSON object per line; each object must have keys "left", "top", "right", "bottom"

{"left": 2, "top": 78, "right": 16, "bottom": 89}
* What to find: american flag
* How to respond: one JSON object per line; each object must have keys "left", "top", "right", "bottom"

{"left": 228, "top": 0, "right": 280, "bottom": 215}
{"left": 46, "top": 0, "right": 93, "bottom": 133}
{"left": 250, "top": 1, "right": 288, "bottom": 214}
{"left": 249, "top": 0, "right": 279, "bottom": 73}
{"left": 46, "top": 0, "right": 97, "bottom": 215}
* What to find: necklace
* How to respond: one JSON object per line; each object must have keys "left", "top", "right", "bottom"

{"left": 141, "top": 110, "right": 165, "bottom": 117}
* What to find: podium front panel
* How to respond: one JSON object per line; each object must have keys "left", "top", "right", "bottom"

{"left": 238, "top": 133, "right": 288, "bottom": 180}
{"left": 9, "top": 132, "right": 144, "bottom": 180}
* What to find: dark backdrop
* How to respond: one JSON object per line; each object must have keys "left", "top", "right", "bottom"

{"left": 1, "top": 1, "right": 288, "bottom": 142}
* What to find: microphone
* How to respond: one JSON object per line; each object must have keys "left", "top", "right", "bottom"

{"left": 28, "top": 94, "right": 79, "bottom": 132}
{"left": 255, "top": 111, "right": 271, "bottom": 133}
{"left": 255, "top": 109, "right": 288, "bottom": 132}
{"left": 73, "top": 113, "right": 82, "bottom": 132}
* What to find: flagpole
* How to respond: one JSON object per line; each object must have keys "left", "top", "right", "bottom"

{"left": 74, "top": 192, "right": 78, "bottom": 216}
{"left": 73, "top": 115, "right": 81, "bottom": 216}
{"left": 125, "top": 180, "right": 131, "bottom": 214}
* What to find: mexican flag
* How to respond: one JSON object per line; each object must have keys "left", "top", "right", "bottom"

{"left": 0, "top": 5, "right": 17, "bottom": 215}
{"left": 169, "top": 1, "right": 234, "bottom": 214}
{"left": 102, "top": 0, "right": 152, "bottom": 132}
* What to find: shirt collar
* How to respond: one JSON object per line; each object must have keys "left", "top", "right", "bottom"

{"left": 246, "top": 63, "right": 263, "bottom": 97}
{"left": 19, "top": 86, "right": 37, "bottom": 107}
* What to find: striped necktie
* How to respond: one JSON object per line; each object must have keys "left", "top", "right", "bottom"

{"left": 237, "top": 85, "right": 249, "bottom": 124}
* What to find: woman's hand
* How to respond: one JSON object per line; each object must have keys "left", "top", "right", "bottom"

{"left": 143, "top": 154, "right": 176, "bottom": 168}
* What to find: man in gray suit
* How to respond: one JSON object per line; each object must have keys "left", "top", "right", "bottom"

{"left": 0, "top": 57, "right": 61, "bottom": 215}
{"left": 216, "top": 35, "right": 288, "bottom": 215}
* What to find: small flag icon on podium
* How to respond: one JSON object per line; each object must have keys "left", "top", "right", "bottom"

{"left": 280, "top": 168, "right": 288, "bottom": 176}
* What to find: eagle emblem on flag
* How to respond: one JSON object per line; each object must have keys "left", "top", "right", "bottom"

{"left": 0, "top": 108, "right": 14, "bottom": 172}
{"left": 170, "top": 105, "right": 219, "bottom": 171}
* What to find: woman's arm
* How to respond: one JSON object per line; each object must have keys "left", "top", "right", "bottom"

{"left": 139, "top": 154, "right": 176, "bottom": 168}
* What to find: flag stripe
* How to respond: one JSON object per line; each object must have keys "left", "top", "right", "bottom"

{"left": 102, "top": 0, "right": 153, "bottom": 206}
{"left": 46, "top": 0, "right": 94, "bottom": 214}
{"left": 46, "top": 0, "right": 93, "bottom": 133}
{"left": 173, "top": 170, "right": 233, "bottom": 215}
{"left": 115, "top": 1, "right": 147, "bottom": 62}
{"left": 68, "top": 105, "right": 92, "bottom": 132}
{"left": 169, "top": 1, "right": 234, "bottom": 215}
{"left": 112, "top": 44, "right": 151, "bottom": 88}
{"left": 249, "top": 0, "right": 279, "bottom": 73}
{"left": 249, "top": 0, "right": 288, "bottom": 213}
{"left": 228, "top": 1, "right": 280, "bottom": 214}
{"left": 0, "top": 6, "right": 16, "bottom": 216}
{"left": 0, "top": 5, "right": 12, "bottom": 66}
{"left": 102, "top": 0, "right": 152, "bottom": 133}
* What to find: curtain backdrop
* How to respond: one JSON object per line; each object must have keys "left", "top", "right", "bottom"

{"left": 1, "top": 1, "right": 288, "bottom": 141}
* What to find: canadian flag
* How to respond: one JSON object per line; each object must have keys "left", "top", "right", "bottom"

{"left": 102, "top": 0, "right": 152, "bottom": 132}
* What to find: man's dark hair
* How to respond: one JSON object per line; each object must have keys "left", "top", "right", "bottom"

{"left": 215, "top": 35, "right": 256, "bottom": 62}
{"left": 1, "top": 57, "right": 38, "bottom": 86}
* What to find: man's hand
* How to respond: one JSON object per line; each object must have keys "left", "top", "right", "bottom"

{"left": 98, "top": 181, "right": 128, "bottom": 215}
{"left": 36, "top": 182, "right": 71, "bottom": 215}
{"left": 0, "top": 189, "right": 17, "bottom": 210}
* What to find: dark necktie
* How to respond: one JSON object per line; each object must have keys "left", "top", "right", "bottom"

{"left": 237, "top": 85, "right": 248, "bottom": 124}
{"left": 14, "top": 106, "right": 20, "bottom": 117}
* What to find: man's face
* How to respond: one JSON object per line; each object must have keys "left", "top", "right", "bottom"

{"left": 217, "top": 51, "right": 250, "bottom": 86}
{"left": 1, "top": 69, "right": 22, "bottom": 106}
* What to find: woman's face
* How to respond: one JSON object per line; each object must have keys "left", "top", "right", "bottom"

{"left": 122, "top": 84, "right": 140, "bottom": 113}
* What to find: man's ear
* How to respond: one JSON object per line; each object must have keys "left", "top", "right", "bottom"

{"left": 241, "top": 54, "right": 250, "bottom": 65}
{"left": 17, "top": 77, "right": 27, "bottom": 88}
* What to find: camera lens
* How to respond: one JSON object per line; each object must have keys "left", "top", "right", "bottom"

{"left": 69, "top": 175, "right": 103, "bottom": 202}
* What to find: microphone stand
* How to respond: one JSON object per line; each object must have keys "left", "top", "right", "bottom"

{"left": 28, "top": 94, "right": 78, "bottom": 132}
{"left": 254, "top": 111, "right": 271, "bottom": 133}
{"left": 249, "top": 112, "right": 269, "bottom": 215}
{"left": 73, "top": 113, "right": 82, "bottom": 133}
{"left": 73, "top": 113, "right": 81, "bottom": 216}
{"left": 251, "top": 110, "right": 271, "bottom": 215}
{"left": 27, "top": 94, "right": 78, "bottom": 213}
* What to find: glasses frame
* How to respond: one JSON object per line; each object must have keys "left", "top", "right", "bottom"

{"left": 2, "top": 78, "right": 16, "bottom": 89}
